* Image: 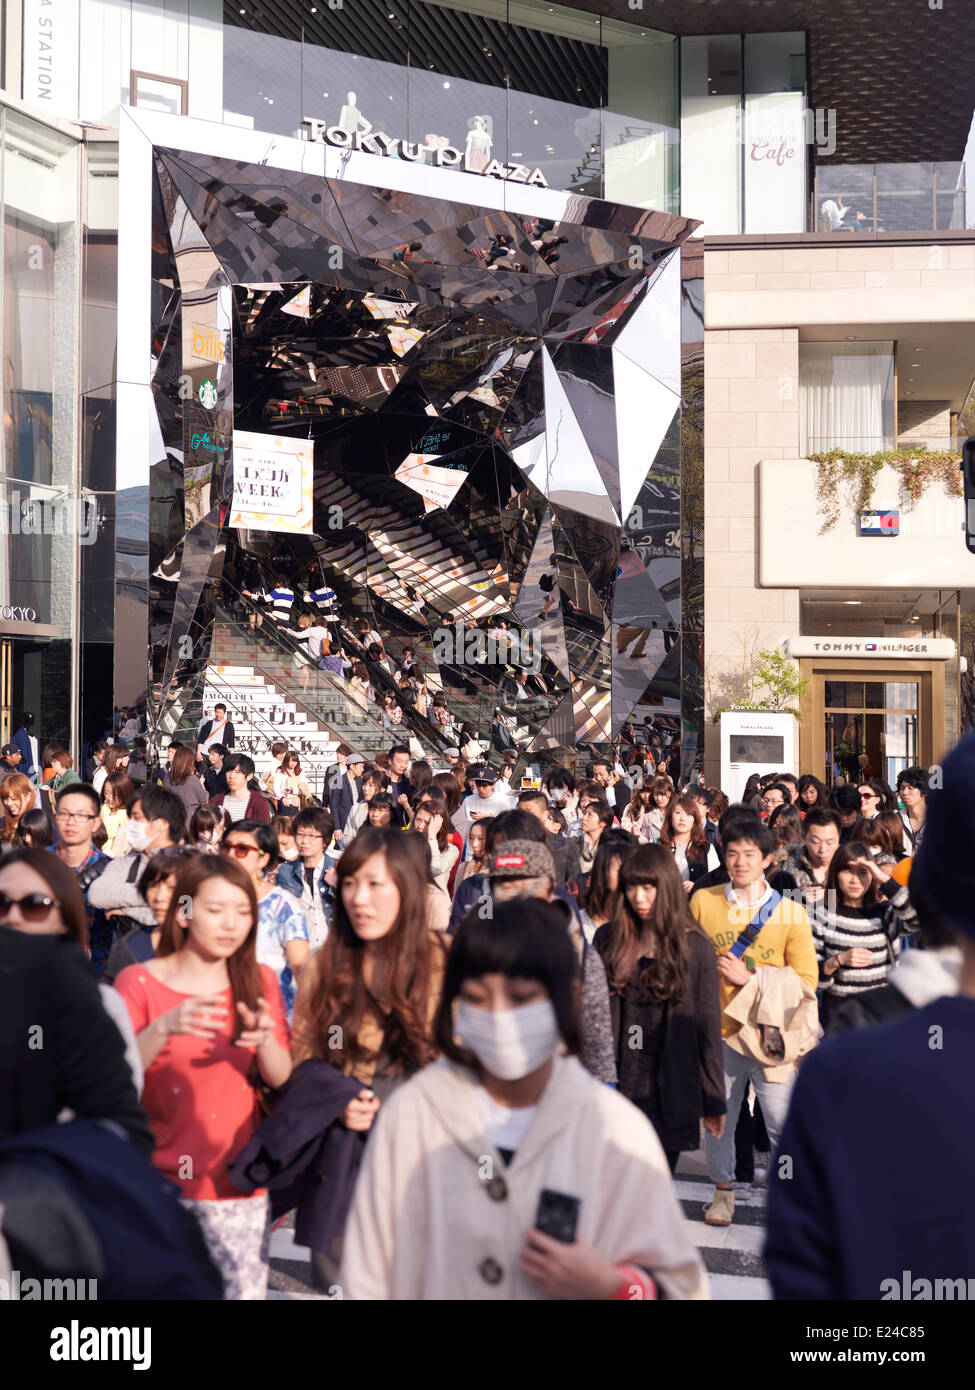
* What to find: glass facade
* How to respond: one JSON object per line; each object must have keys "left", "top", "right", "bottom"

{"left": 118, "top": 113, "right": 697, "bottom": 765}
{"left": 0, "top": 105, "right": 86, "bottom": 749}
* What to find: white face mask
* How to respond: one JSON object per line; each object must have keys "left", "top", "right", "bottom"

{"left": 126, "top": 820, "right": 151, "bottom": 852}
{"left": 455, "top": 1000, "right": 560, "bottom": 1081}
{"left": 280, "top": 847, "right": 299, "bottom": 861}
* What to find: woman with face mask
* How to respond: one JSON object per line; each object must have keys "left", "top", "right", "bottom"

{"left": 113, "top": 855, "right": 292, "bottom": 1299}
{"left": 291, "top": 826, "right": 448, "bottom": 1292}
{"left": 340, "top": 899, "right": 707, "bottom": 1300}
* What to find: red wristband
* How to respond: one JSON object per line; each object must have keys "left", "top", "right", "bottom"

{"left": 611, "top": 1264, "right": 658, "bottom": 1300}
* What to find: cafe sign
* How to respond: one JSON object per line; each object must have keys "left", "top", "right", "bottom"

{"left": 301, "top": 118, "right": 548, "bottom": 187}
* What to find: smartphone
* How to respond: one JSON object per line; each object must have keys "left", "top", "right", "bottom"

{"left": 535, "top": 1188, "right": 580, "bottom": 1243}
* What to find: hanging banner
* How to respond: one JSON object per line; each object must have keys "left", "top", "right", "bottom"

{"left": 230, "top": 431, "right": 314, "bottom": 533}
{"left": 394, "top": 453, "right": 469, "bottom": 513}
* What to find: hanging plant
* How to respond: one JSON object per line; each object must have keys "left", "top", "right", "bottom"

{"left": 810, "top": 448, "right": 962, "bottom": 532}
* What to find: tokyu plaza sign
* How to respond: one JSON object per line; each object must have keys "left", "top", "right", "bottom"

{"left": 301, "top": 118, "right": 548, "bottom": 187}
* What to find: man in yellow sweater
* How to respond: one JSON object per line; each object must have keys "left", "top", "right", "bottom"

{"left": 690, "top": 816, "right": 818, "bottom": 1227}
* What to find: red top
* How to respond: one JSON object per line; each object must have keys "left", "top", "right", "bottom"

{"left": 447, "top": 830, "right": 463, "bottom": 897}
{"left": 114, "top": 963, "right": 289, "bottom": 1199}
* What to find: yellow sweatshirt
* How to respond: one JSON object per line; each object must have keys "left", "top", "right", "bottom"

{"left": 689, "top": 884, "right": 819, "bottom": 1039}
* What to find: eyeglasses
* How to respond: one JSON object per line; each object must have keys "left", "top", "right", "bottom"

{"left": 220, "top": 843, "right": 261, "bottom": 860}
{"left": 55, "top": 811, "right": 98, "bottom": 823}
{"left": 294, "top": 831, "right": 323, "bottom": 841}
{"left": 0, "top": 890, "right": 59, "bottom": 920}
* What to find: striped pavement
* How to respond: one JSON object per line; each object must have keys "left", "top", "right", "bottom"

{"left": 267, "top": 1145, "right": 772, "bottom": 1301}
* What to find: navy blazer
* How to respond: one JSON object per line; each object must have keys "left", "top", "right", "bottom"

{"left": 228, "top": 1059, "right": 364, "bottom": 1253}
{"left": 329, "top": 775, "right": 363, "bottom": 833}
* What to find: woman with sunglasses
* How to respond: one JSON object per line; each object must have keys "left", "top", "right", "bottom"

{"left": 222, "top": 819, "right": 310, "bottom": 1022}
{"left": 114, "top": 855, "right": 291, "bottom": 1299}
{"left": 856, "top": 779, "right": 886, "bottom": 821}
{"left": 340, "top": 899, "right": 707, "bottom": 1300}
{"left": 811, "top": 841, "right": 918, "bottom": 1033}
{"left": 291, "top": 825, "right": 448, "bottom": 1290}
{"left": 0, "top": 846, "right": 144, "bottom": 1092}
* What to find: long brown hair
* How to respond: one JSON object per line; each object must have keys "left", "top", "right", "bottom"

{"left": 603, "top": 845, "right": 703, "bottom": 1002}
{"left": 295, "top": 827, "right": 438, "bottom": 1074}
{"left": 102, "top": 771, "right": 135, "bottom": 813}
{"left": 658, "top": 794, "right": 708, "bottom": 861}
{"left": 1, "top": 773, "right": 35, "bottom": 841}
{"left": 626, "top": 777, "right": 654, "bottom": 819}
{"left": 169, "top": 745, "right": 197, "bottom": 786}
{"left": 157, "top": 855, "right": 263, "bottom": 1040}
{"left": 0, "top": 846, "right": 89, "bottom": 947}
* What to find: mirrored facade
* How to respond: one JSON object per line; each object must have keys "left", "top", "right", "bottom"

{"left": 123, "top": 114, "right": 698, "bottom": 768}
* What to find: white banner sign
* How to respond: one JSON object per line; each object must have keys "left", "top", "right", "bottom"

{"left": 22, "top": 0, "right": 79, "bottom": 117}
{"left": 786, "top": 637, "right": 956, "bottom": 660}
{"left": 230, "top": 431, "right": 314, "bottom": 534}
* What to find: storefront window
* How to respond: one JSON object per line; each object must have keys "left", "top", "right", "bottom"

{"left": 743, "top": 32, "right": 806, "bottom": 233}
{"left": 680, "top": 35, "right": 741, "bottom": 236}
{"left": 799, "top": 341, "right": 896, "bottom": 456}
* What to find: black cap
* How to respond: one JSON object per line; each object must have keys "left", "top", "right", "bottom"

{"left": 471, "top": 763, "right": 497, "bottom": 784}
{"left": 1, "top": 743, "right": 16, "bottom": 757}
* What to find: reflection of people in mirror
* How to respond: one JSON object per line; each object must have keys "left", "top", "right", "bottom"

{"left": 338, "top": 91, "right": 371, "bottom": 136}
{"left": 465, "top": 115, "right": 492, "bottom": 172}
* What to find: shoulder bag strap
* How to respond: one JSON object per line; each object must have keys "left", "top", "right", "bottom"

{"left": 727, "top": 891, "right": 782, "bottom": 959}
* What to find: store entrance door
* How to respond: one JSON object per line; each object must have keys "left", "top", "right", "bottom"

{"left": 823, "top": 678, "right": 919, "bottom": 786}
{"left": 799, "top": 659, "right": 943, "bottom": 785}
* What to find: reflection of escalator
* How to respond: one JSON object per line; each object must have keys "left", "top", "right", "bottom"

{"left": 214, "top": 582, "right": 448, "bottom": 759}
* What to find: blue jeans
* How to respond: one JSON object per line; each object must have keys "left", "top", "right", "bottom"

{"left": 704, "top": 1041, "right": 794, "bottom": 1186}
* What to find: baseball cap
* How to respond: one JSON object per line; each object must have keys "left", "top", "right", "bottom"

{"left": 1, "top": 743, "right": 17, "bottom": 757}
{"left": 444, "top": 747, "right": 460, "bottom": 758}
{"left": 488, "top": 840, "right": 556, "bottom": 881}
{"left": 472, "top": 763, "right": 497, "bottom": 784}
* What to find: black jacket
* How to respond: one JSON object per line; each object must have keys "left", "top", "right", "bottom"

{"left": 547, "top": 830, "right": 580, "bottom": 889}
{"left": 198, "top": 719, "right": 235, "bottom": 752}
{"left": 0, "top": 928, "right": 153, "bottom": 1156}
{"left": 593, "top": 925, "right": 726, "bottom": 1150}
{"left": 228, "top": 1059, "right": 364, "bottom": 1252}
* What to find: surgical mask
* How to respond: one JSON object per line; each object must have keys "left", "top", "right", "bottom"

{"left": 126, "top": 820, "right": 151, "bottom": 852}
{"left": 549, "top": 788, "right": 567, "bottom": 803}
{"left": 455, "top": 1000, "right": 560, "bottom": 1080}
{"left": 280, "top": 847, "right": 299, "bottom": 861}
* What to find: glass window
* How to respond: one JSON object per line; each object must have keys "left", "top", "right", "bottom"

{"left": 799, "top": 341, "right": 896, "bottom": 456}
{"left": 603, "top": 21, "right": 678, "bottom": 212}
{"left": 680, "top": 36, "right": 741, "bottom": 234}
{"left": 743, "top": 32, "right": 806, "bottom": 233}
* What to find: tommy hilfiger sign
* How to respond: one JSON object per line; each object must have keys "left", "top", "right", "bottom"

{"left": 300, "top": 118, "right": 549, "bottom": 187}
{"left": 785, "top": 637, "right": 956, "bottom": 660}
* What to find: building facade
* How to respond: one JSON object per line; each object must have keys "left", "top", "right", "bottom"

{"left": 0, "top": 0, "right": 972, "bottom": 778}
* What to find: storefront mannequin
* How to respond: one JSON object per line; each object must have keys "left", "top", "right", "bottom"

{"left": 339, "top": 92, "right": 371, "bottom": 137}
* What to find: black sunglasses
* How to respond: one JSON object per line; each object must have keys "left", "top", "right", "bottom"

{"left": 0, "top": 890, "right": 60, "bottom": 921}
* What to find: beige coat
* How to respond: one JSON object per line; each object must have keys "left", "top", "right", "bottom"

{"left": 340, "top": 1053, "right": 709, "bottom": 1300}
{"left": 724, "top": 964, "right": 822, "bottom": 1082}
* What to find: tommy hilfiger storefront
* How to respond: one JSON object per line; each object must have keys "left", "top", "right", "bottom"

{"left": 116, "top": 107, "right": 699, "bottom": 767}
{"left": 787, "top": 636, "right": 957, "bottom": 785}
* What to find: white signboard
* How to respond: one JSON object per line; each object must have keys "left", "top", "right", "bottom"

{"left": 230, "top": 431, "right": 314, "bottom": 534}
{"left": 785, "top": 637, "right": 956, "bottom": 660}
{"left": 394, "top": 453, "right": 468, "bottom": 513}
{"left": 22, "top": 0, "right": 79, "bottom": 117}
{"left": 720, "top": 710, "right": 797, "bottom": 806}
{"left": 744, "top": 92, "right": 807, "bottom": 234}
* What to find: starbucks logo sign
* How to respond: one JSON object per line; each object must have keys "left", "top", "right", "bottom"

{"left": 199, "top": 379, "right": 218, "bottom": 409}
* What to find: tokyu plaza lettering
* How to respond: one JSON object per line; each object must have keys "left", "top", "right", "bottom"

{"left": 302, "top": 119, "right": 548, "bottom": 187}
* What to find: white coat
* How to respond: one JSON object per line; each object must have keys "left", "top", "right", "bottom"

{"left": 340, "top": 1053, "right": 709, "bottom": 1300}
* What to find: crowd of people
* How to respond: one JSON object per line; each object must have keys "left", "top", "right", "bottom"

{"left": 0, "top": 715, "right": 972, "bottom": 1305}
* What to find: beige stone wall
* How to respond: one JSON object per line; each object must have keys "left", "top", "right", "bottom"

{"left": 897, "top": 399, "right": 951, "bottom": 446}
{"left": 705, "top": 243, "right": 975, "bottom": 330}
{"left": 703, "top": 323, "right": 801, "bottom": 773}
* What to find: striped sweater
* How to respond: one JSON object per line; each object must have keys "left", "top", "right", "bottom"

{"left": 810, "top": 880, "right": 918, "bottom": 997}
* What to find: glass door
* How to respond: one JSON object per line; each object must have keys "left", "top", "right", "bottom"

{"left": 823, "top": 679, "right": 920, "bottom": 786}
